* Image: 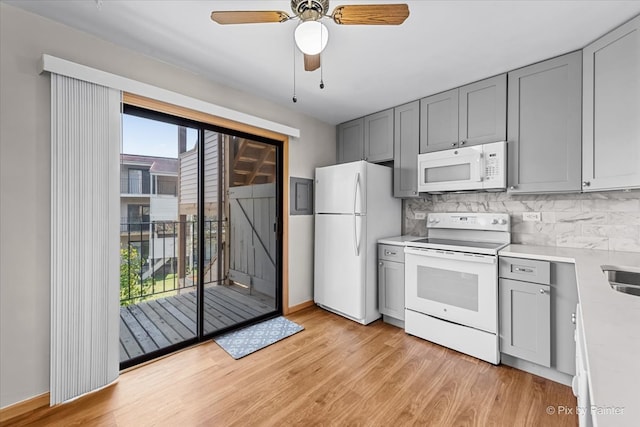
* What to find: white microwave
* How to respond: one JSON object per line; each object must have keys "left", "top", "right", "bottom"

{"left": 417, "top": 141, "right": 506, "bottom": 193}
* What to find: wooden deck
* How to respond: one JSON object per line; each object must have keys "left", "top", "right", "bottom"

{"left": 119, "top": 285, "right": 275, "bottom": 363}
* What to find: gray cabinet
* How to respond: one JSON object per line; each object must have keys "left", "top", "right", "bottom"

{"left": 420, "top": 75, "right": 506, "bottom": 153}
{"left": 337, "top": 110, "right": 394, "bottom": 164}
{"left": 364, "top": 109, "right": 394, "bottom": 163}
{"left": 393, "top": 101, "right": 420, "bottom": 198}
{"left": 499, "top": 257, "right": 578, "bottom": 376}
{"left": 337, "top": 118, "right": 364, "bottom": 164}
{"left": 499, "top": 278, "right": 551, "bottom": 367}
{"left": 583, "top": 15, "right": 640, "bottom": 192}
{"left": 420, "top": 88, "right": 459, "bottom": 153}
{"left": 459, "top": 74, "right": 507, "bottom": 147}
{"left": 378, "top": 244, "right": 405, "bottom": 323}
{"left": 507, "top": 51, "right": 582, "bottom": 194}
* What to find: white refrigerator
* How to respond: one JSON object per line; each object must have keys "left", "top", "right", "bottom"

{"left": 314, "top": 161, "right": 401, "bottom": 324}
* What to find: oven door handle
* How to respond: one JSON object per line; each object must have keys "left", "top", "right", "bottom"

{"left": 405, "top": 247, "right": 496, "bottom": 264}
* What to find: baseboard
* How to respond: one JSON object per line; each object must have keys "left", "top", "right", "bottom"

{"left": 0, "top": 392, "right": 49, "bottom": 423}
{"left": 382, "top": 315, "right": 405, "bottom": 329}
{"left": 286, "top": 300, "right": 315, "bottom": 314}
{"left": 501, "top": 354, "right": 573, "bottom": 386}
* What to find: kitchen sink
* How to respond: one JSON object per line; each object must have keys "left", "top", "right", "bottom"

{"left": 602, "top": 267, "right": 640, "bottom": 297}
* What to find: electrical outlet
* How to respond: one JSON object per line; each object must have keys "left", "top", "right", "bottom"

{"left": 414, "top": 211, "right": 427, "bottom": 220}
{"left": 522, "top": 212, "right": 541, "bottom": 222}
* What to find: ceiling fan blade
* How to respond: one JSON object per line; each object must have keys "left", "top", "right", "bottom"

{"left": 304, "top": 54, "right": 321, "bottom": 72}
{"left": 332, "top": 4, "right": 410, "bottom": 25}
{"left": 210, "top": 10, "right": 290, "bottom": 25}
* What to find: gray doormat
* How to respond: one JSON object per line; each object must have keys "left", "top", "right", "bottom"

{"left": 214, "top": 316, "right": 304, "bottom": 359}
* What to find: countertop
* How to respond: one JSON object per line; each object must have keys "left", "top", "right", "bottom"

{"left": 500, "top": 244, "right": 640, "bottom": 427}
{"left": 377, "top": 235, "right": 423, "bottom": 246}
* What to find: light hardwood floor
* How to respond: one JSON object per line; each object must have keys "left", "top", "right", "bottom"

{"left": 7, "top": 307, "right": 577, "bottom": 426}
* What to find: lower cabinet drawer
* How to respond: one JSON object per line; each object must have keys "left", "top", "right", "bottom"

{"left": 378, "top": 244, "right": 405, "bottom": 263}
{"left": 500, "top": 256, "right": 550, "bottom": 285}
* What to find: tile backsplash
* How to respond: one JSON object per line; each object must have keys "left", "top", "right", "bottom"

{"left": 403, "top": 190, "right": 640, "bottom": 253}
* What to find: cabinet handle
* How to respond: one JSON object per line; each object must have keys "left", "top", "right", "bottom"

{"left": 509, "top": 186, "right": 516, "bottom": 190}
{"left": 451, "top": 143, "right": 456, "bottom": 147}
{"left": 583, "top": 181, "right": 591, "bottom": 187}
{"left": 539, "top": 289, "right": 546, "bottom": 294}
{"left": 460, "top": 140, "right": 466, "bottom": 145}
{"left": 379, "top": 261, "right": 383, "bottom": 266}
{"left": 513, "top": 267, "right": 533, "bottom": 273}
{"left": 385, "top": 250, "right": 397, "bottom": 256}
{"left": 571, "top": 313, "right": 576, "bottom": 324}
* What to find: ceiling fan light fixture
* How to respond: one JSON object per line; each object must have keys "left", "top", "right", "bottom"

{"left": 294, "top": 21, "right": 329, "bottom": 55}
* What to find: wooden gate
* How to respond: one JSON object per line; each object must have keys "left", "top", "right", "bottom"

{"left": 228, "top": 183, "right": 276, "bottom": 298}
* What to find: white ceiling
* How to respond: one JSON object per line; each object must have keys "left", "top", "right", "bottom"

{"left": 6, "top": 0, "right": 640, "bottom": 124}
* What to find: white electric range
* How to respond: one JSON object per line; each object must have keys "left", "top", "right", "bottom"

{"left": 404, "top": 212, "right": 511, "bottom": 364}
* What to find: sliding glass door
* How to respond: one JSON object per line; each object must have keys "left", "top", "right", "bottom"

{"left": 119, "top": 107, "right": 281, "bottom": 368}
{"left": 202, "top": 133, "right": 279, "bottom": 335}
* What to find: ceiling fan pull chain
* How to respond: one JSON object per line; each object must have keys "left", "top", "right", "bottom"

{"left": 319, "top": 23, "right": 325, "bottom": 89}
{"left": 292, "top": 37, "right": 298, "bottom": 103}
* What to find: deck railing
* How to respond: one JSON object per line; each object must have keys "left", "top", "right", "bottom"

{"left": 120, "top": 177, "right": 177, "bottom": 196}
{"left": 120, "top": 219, "right": 221, "bottom": 306}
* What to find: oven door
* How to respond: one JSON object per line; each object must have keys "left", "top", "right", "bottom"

{"left": 417, "top": 146, "right": 484, "bottom": 193}
{"left": 405, "top": 247, "right": 498, "bottom": 333}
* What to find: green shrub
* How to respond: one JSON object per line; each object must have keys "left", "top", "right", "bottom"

{"left": 120, "top": 245, "right": 151, "bottom": 306}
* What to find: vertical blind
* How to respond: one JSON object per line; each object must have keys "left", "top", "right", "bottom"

{"left": 50, "top": 74, "right": 121, "bottom": 405}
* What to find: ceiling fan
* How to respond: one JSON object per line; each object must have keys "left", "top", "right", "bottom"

{"left": 211, "top": 1, "right": 410, "bottom": 71}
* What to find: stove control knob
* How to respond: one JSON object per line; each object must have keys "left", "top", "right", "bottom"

{"left": 491, "top": 219, "right": 498, "bottom": 225}
{"left": 499, "top": 218, "right": 508, "bottom": 225}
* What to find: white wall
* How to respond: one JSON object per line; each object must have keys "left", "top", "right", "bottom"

{"left": 0, "top": 3, "right": 335, "bottom": 408}
{"left": 150, "top": 196, "right": 178, "bottom": 222}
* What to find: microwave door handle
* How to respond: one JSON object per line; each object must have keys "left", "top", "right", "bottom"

{"left": 477, "top": 152, "right": 485, "bottom": 182}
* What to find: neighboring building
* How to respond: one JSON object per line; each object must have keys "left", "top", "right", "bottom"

{"left": 120, "top": 154, "right": 179, "bottom": 279}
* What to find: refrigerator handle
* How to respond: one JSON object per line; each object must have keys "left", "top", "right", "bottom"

{"left": 352, "top": 172, "right": 360, "bottom": 215}
{"left": 352, "top": 172, "right": 361, "bottom": 256}
{"left": 353, "top": 214, "right": 358, "bottom": 256}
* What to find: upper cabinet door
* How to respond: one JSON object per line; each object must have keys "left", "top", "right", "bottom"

{"left": 393, "top": 101, "right": 420, "bottom": 198}
{"left": 507, "top": 51, "right": 582, "bottom": 194}
{"left": 337, "top": 118, "right": 364, "bottom": 164}
{"left": 583, "top": 15, "right": 640, "bottom": 192}
{"left": 364, "top": 109, "right": 394, "bottom": 163}
{"left": 419, "top": 88, "right": 459, "bottom": 153}
{"left": 459, "top": 74, "right": 506, "bottom": 147}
